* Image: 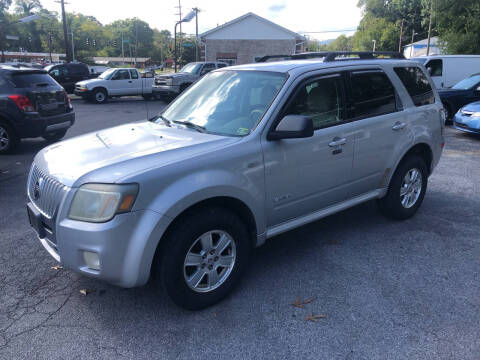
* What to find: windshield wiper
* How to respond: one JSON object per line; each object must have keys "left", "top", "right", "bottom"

{"left": 156, "top": 115, "right": 171, "bottom": 127}
{"left": 172, "top": 120, "right": 206, "bottom": 133}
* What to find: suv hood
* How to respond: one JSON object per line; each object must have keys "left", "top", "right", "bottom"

{"left": 34, "top": 121, "right": 238, "bottom": 187}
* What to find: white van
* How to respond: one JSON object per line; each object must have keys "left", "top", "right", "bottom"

{"left": 412, "top": 55, "right": 480, "bottom": 89}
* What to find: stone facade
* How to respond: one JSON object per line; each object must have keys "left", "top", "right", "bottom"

{"left": 203, "top": 39, "right": 298, "bottom": 65}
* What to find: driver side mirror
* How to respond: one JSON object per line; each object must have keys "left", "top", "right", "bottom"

{"left": 267, "top": 115, "right": 314, "bottom": 141}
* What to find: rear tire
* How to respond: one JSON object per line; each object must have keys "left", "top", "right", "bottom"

{"left": 92, "top": 88, "right": 107, "bottom": 104}
{"left": 0, "top": 120, "right": 19, "bottom": 154}
{"left": 443, "top": 103, "right": 453, "bottom": 124}
{"left": 155, "top": 207, "right": 251, "bottom": 310}
{"left": 377, "top": 156, "right": 428, "bottom": 220}
{"left": 43, "top": 129, "right": 67, "bottom": 143}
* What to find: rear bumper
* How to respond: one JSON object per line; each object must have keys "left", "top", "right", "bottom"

{"left": 15, "top": 111, "right": 75, "bottom": 138}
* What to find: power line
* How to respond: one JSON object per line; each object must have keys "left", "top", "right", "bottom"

{"left": 300, "top": 29, "right": 357, "bottom": 34}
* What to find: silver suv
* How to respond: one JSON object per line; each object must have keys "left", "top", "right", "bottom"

{"left": 26, "top": 52, "right": 445, "bottom": 310}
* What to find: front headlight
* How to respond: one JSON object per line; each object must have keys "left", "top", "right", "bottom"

{"left": 470, "top": 112, "right": 480, "bottom": 118}
{"left": 68, "top": 183, "right": 139, "bottom": 223}
{"left": 166, "top": 78, "right": 173, "bottom": 86}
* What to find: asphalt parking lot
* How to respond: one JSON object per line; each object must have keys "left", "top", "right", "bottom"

{"left": 1, "top": 98, "right": 479, "bottom": 360}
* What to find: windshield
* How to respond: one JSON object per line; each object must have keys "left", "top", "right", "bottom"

{"left": 179, "top": 63, "right": 202, "bottom": 74}
{"left": 158, "top": 70, "right": 287, "bottom": 136}
{"left": 452, "top": 74, "right": 480, "bottom": 90}
{"left": 98, "top": 68, "right": 116, "bottom": 80}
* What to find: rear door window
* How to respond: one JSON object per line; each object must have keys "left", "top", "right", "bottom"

{"left": 10, "top": 73, "right": 58, "bottom": 88}
{"left": 349, "top": 70, "right": 397, "bottom": 118}
{"left": 394, "top": 67, "right": 435, "bottom": 106}
{"left": 425, "top": 59, "right": 442, "bottom": 77}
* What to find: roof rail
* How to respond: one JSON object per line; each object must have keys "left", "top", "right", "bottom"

{"left": 256, "top": 51, "right": 406, "bottom": 63}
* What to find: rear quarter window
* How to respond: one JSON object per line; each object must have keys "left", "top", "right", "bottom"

{"left": 350, "top": 71, "right": 397, "bottom": 118}
{"left": 10, "top": 73, "right": 58, "bottom": 88}
{"left": 394, "top": 67, "right": 435, "bottom": 107}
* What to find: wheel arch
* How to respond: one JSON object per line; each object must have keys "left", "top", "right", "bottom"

{"left": 147, "top": 195, "right": 258, "bottom": 282}
{"left": 387, "top": 142, "right": 434, "bottom": 188}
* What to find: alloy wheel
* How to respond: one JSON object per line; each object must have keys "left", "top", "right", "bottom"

{"left": 183, "top": 230, "right": 236, "bottom": 293}
{"left": 400, "top": 168, "right": 423, "bottom": 209}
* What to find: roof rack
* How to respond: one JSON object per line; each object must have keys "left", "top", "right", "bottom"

{"left": 256, "top": 51, "right": 406, "bottom": 63}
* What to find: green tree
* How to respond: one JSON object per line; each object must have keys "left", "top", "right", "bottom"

{"left": 433, "top": 0, "right": 480, "bottom": 54}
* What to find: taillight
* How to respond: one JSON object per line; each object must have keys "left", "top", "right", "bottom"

{"left": 8, "top": 95, "right": 35, "bottom": 112}
{"left": 66, "top": 93, "right": 73, "bottom": 109}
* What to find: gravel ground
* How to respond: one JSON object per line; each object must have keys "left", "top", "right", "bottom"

{"left": 0, "top": 99, "right": 479, "bottom": 360}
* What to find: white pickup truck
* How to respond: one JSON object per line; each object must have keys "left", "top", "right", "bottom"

{"left": 74, "top": 68, "right": 154, "bottom": 104}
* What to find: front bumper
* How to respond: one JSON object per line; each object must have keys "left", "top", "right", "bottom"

{"left": 453, "top": 113, "right": 480, "bottom": 134}
{"left": 152, "top": 84, "right": 180, "bottom": 96}
{"left": 29, "top": 199, "right": 171, "bottom": 287}
{"left": 74, "top": 88, "right": 92, "bottom": 98}
{"left": 16, "top": 111, "right": 75, "bottom": 139}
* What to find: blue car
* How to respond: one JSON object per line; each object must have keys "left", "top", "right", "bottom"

{"left": 438, "top": 73, "right": 480, "bottom": 123}
{"left": 453, "top": 101, "right": 480, "bottom": 134}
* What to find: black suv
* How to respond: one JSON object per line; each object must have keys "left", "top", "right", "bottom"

{"left": 44, "top": 63, "right": 92, "bottom": 93}
{"left": 0, "top": 65, "right": 75, "bottom": 154}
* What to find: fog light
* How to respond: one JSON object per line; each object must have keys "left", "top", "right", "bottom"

{"left": 83, "top": 251, "right": 100, "bottom": 271}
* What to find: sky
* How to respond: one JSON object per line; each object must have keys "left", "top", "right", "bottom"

{"left": 36, "top": 0, "right": 362, "bottom": 41}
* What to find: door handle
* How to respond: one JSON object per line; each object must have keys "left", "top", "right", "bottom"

{"left": 128, "top": 80, "right": 133, "bottom": 83}
{"left": 328, "top": 137, "right": 347, "bottom": 147}
{"left": 392, "top": 122, "right": 407, "bottom": 131}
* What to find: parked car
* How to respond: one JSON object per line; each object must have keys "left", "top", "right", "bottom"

{"left": 26, "top": 52, "right": 444, "bottom": 309}
{"left": 44, "top": 63, "right": 93, "bottom": 93}
{"left": 438, "top": 73, "right": 480, "bottom": 122}
{"left": 74, "top": 68, "right": 155, "bottom": 104}
{"left": 153, "top": 61, "right": 228, "bottom": 99}
{"left": 0, "top": 65, "right": 74, "bottom": 154}
{"left": 452, "top": 101, "right": 480, "bottom": 135}
{"left": 412, "top": 55, "right": 480, "bottom": 89}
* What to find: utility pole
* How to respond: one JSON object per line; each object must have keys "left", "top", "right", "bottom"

{"left": 121, "top": 32, "right": 125, "bottom": 65}
{"left": 56, "top": 0, "right": 71, "bottom": 62}
{"left": 398, "top": 18, "right": 404, "bottom": 53}
{"left": 372, "top": 39, "right": 376, "bottom": 52}
{"left": 68, "top": 30, "right": 75, "bottom": 61}
{"left": 426, "top": 0, "right": 433, "bottom": 56}
{"left": 193, "top": 7, "right": 200, "bottom": 61}
{"left": 410, "top": 30, "right": 416, "bottom": 58}
{"left": 134, "top": 19, "right": 138, "bottom": 66}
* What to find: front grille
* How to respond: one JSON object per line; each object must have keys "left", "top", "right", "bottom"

{"left": 155, "top": 78, "right": 168, "bottom": 86}
{"left": 27, "top": 164, "right": 69, "bottom": 219}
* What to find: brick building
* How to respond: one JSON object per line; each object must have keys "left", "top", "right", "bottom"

{"left": 200, "top": 13, "right": 306, "bottom": 65}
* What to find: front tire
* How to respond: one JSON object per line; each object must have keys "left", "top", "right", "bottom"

{"left": 156, "top": 207, "right": 251, "bottom": 310}
{"left": 377, "top": 156, "right": 428, "bottom": 220}
{"left": 92, "top": 88, "right": 107, "bottom": 104}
